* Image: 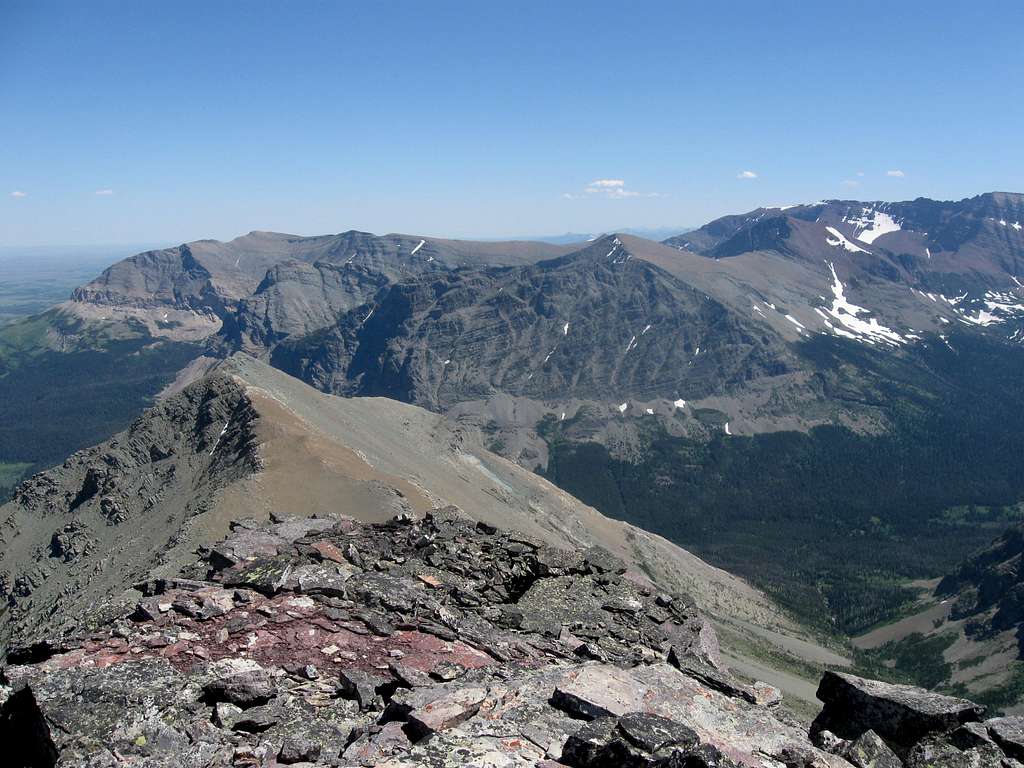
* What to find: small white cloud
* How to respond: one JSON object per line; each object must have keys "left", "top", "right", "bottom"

{"left": 856, "top": 171, "right": 865, "bottom": 177}
{"left": 842, "top": 179, "right": 861, "bottom": 188}
{"left": 9, "top": 190, "right": 27, "bottom": 198}
{"left": 737, "top": 170, "right": 758, "bottom": 179}
{"left": 94, "top": 189, "right": 114, "bottom": 196}
{"left": 886, "top": 169, "right": 906, "bottom": 177}
{"left": 569, "top": 179, "right": 660, "bottom": 200}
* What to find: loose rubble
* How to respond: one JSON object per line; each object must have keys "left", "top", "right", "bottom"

{"left": 1, "top": 509, "right": 1023, "bottom": 767}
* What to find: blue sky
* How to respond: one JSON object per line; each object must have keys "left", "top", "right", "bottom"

{"left": 2, "top": 0, "right": 1022, "bottom": 247}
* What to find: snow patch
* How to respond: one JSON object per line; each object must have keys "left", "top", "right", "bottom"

{"left": 645, "top": 408, "right": 654, "bottom": 415}
{"left": 825, "top": 226, "right": 871, "bottom": 254}
{"left": 410, "top": 239, "right": 426, "bottom": 256}
{"left": 724, "top": 422, "right": 732, "bottom": 435}
{"left": 845, "top": 208, "right": 902, "bottom": 244}
{"left": 563, "top": 322, "right": 570, "bottom": 335}
{"left": 617, "top": 402, "right": 628, "bottom": 413}
{"left": 673, "top": 398, "right": 687, "bottom": 409}
{"left": 820, "top": 262, "right": 905, "bottom": 346}
{"left": 209, "top": 423, "right": 229, "bottom": 456}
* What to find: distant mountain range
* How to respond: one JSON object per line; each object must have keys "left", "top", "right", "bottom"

{"left": 516, "top": 225, "right": 698, "bottom": 244}
{"left": 4, "top": 191, "right": 1024, "bottom": 707}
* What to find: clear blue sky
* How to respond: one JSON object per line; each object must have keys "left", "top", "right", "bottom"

{"left": 2, "top": 0, "right": 1022, "bottom": 247}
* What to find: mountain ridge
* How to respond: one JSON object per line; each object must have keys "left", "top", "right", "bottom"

{"left": 0, "top": 354, "right": 838, "bottom": 708}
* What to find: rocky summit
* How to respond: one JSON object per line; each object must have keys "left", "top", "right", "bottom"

{"left": 1, "top": 509, "right": 1021, "bottom": 768}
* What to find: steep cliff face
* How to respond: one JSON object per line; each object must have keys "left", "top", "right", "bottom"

{"left": 269, "top": 237, "right": 795, "bottom": 412}
{"left": 71, "top": 231, "right": 576, "bottom": 317}
{"left": 218, "top": 260, "right": 393, "bottom": 353}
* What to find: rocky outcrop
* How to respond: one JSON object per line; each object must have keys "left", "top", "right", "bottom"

{"left": 0, "top": 374, "right": 261, "bottom": 651}
{"left": 1, "top": 509, "right": 843, "bottom": 768}
{"left": 937, "top": 524, "right": 1024, "bottom": 644}
{"left": 5, "top": 503, "right": 1024, "bottom": 766}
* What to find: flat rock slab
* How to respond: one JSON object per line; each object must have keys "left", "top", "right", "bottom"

{"left": 406, "top": 686, "right": 488, "bottom": 735}
{"left": 553, "top": 663, "right": 850, "bottom": 768}
{"left": 552, "top": 665, "right": 647, "bottom": 719}
{"left": 222, "top": 556, "right": 294, "bottom": 595}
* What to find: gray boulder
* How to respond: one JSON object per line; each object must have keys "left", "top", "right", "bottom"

{"left": 812, "top": 671, "right": 984, "bottom": 748}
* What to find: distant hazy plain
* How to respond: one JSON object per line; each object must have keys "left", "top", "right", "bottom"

{"left": 0, "top": 245, "right": 155, "bottom": 323}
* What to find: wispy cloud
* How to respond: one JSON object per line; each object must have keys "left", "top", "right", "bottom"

{"left": 564, "top": 179, "right": 663, "bottom": 200}
{"left": 94, "top": 189, "right": 114, "bottom": 196}
{"left": 586, "top": 179, "right": 639, "bottom": 198}
{"left": 736, "top": 170, "right": 758, "bottom": 180}
{"left": 587, "top": 179, "right": 625, "bottom": 190}
{"left": 841, "top": 179, "right": 861, "bottom": 188}
{"left": 9, "top": 190, "right": 27, "bottom": 198}
{"left": 886, "top": 169, "right": 906, "bottom": 178}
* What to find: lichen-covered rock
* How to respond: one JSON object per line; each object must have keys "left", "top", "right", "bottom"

{"left": 842, "top": 730, "right": 902, "bottom": 768}
{"left": 988, "top": 716, "right": 1024, "bottom": 760}
{"left": 202, "top": 662, "right": 277, "bottom": 707}
{"left": 904, "top": 736, "right": 1009, "bottom": 768}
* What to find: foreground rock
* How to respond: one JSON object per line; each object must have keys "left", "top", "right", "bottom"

{"left": 812, "top": 671, "right": 1024, "bottom": 767}
{"left": 0, "top": 509, "right": 845, "bottom": 767}
{"left": 2, "top": 509, "right": 1020, "bottom": 767}
{"left": 812, "top": 671, "right": 985, "bottom": 748}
